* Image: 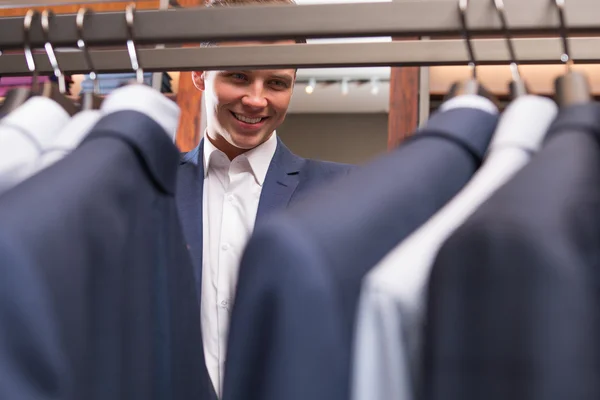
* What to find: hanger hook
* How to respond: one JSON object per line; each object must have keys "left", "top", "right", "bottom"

{"left": 77, "top": 8, "right": 100, "bottom": 94}
{"left": 41, "top": 9, "right": 67, "bottom": 93}
{"left": 493, "top": 0, "right": 521, "bottom": 82}
{"left": 24, "top": 9, "right": 39, "bottom": 91}
{"left": 555, "top": 0, "right": 572, "bottom": 72}
{"left": 458, "top": 0, "right": 477, "bottom": 79}
{"left": 125, "top": 3, "right": 144, "bottom": 84}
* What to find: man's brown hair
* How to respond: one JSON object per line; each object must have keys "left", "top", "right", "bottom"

{"left": 202, "top": 0, "right": 307, "bottom": 45}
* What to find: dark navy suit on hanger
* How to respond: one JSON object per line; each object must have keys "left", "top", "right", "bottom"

{"left": 221, "top": 105, "right": 499, "bottom": 400}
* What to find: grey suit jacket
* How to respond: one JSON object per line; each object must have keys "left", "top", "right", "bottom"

{"left": 424, "top": 102, "right": 600, "bottom": 400}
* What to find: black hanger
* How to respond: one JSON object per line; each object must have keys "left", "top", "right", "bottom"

{"left": 77, "top": 8, "right": 103, "bottom": 111}
{"left": 444, "top": 0, "right": 498, "bottom": 105}
{"left": 494, "top": 0, "right": 529, "bottom": 100}
{"left": 40, "top": 9, "right": 77, "bottom": 116}
{"left": 0, "top": 9, "right": 39, "bottom": 115}
{"left": 553, "top": 0, "right": 591, "bottom": 107}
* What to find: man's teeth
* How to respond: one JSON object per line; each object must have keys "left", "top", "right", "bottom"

{"left": 234, "top": 113, "right": 263, "bottom": 124}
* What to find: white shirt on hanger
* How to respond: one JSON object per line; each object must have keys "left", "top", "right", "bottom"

{"left": 201, "top": 131, "right": 277, "bottom": 398}
{"left": 0, "top": 96, "right": 70, "bottom": 194}
{"left": 36, "top": 110, "right": 102, "bottom": 170}
{"left": 350, "top": 95, "right": 558, "bottom": 400}
{"left": 100, "top": 83, "right": 181, "bottom": 141}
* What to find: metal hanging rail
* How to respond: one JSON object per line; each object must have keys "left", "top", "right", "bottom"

{"left": 1, "top": 37, "right": 600, "bottom": 76}
{"left": 0, "top": 0, "right": 598, "bottom": 49}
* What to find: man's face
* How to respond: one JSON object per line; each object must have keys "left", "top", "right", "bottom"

{"left": 193, "top": 41, "right": 297, "bottom": 151}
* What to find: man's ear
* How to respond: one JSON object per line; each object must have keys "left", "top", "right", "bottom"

{"left": 191, "top": 71, "right": 206, "bottom": 91}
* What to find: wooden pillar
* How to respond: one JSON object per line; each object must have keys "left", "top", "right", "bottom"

{"left": 175, "top": 0, "right": 207, "bottom": 152}
{"left": 387, "top": 38, "right": 421, "bottom": 150}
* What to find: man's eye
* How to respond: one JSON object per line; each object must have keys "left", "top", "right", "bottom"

{"left": 271, "top": 80, "right": 288, "bottom": 88}
{"left": 230, "top": 73, "right": 247, "bottom": 81}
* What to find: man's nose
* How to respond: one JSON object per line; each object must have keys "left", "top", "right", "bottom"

{"left": 241, "top": 83, "right": 268, "bottom": 109}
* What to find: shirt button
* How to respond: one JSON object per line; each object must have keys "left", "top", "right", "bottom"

{"left": 221, "top": 300, "right": 228, "bottom": 306}
{"left": 227, "top": 194, "right": 234, "bottom": 202}
{"left": 221, "top": 243, "right": 230, "bottom": 251}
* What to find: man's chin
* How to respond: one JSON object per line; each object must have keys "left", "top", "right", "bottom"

{"left": 228, "top": 133, "right": 268, "bottom": 150}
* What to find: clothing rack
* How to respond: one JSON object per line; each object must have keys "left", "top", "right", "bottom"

{"left": 0, "top": 0, "right": 599, "bottom": 75}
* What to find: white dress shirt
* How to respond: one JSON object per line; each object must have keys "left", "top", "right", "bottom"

{"left": 37, "top": 110, "right": 103, "bottom": 170}
{"left": 100, "top": 83, "right": 181, "bottom": 142}
{"left": 0, "top": 97, "right": 70, "bottom": 195}
{"left": 351, "top": 95, "right": 558, "bottom": 400}
{"left": 202, "top": 132, "right": 277, "bottom": 397}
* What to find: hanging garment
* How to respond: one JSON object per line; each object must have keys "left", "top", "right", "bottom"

{"left": 351, "top": 95, "right": 558, "bottom": 400}
{"left": 36, "top": 110, "right": 102, "bottom": 170}
{"left": 222, "top": 95, "right": 499, "bottom": 400}
{"left": 0, "top": 234, "right": 68, "bottom": 400}
{"left": 37, "top": 83, "right": 180, "bottom": 172}
{"left": 0, "top": 93, "right": 208, "bottom": 400}
{"left": 423, "top": 102, "right": 600, "bottom": 400}
{"left": 0, "top": 96, "right": 70, "bottom": 194}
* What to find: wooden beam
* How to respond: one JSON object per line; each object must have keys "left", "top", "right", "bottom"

{"left": 175, "top": 0, "right": 206, "bottom": 152}
{"left": 387, "top": 64, "right": 420, "bottom": 149}
{"left": 0, "top": 1, "right": 160, "bottom": 16}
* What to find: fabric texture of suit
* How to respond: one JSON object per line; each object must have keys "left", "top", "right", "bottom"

{"left": 222, "top": 106, "right": 499, "bottom": 400}
{"left": 0, "top": 236, "right": 67, "bottom": 400}
{"left": 0, "top": 110, "right": 209, "bottom": 400}
{"left": 423, "top": 102, "right": 600, "bottom": 400}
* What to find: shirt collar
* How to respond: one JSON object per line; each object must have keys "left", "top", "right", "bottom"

{"left": 203, "top": 131, "right": 278, "bottom": 186}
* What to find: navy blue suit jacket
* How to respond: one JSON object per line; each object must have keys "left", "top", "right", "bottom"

{"left": 176, "top": 136, "right": 355, "bottom": 299}
{"left": 0, "top": 111, "right": 207, "bottom": 400}
{"left": 424, "top": 102, "right": 600, "bottom": 400}
{"left": 222, "top": 107, "right": 499, "bottom": 400}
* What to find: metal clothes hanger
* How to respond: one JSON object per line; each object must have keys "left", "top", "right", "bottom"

{"left": 445, "top": 0, "right": 497, "bottom": 103}
{"left": 553, "top": 0, "right": 591, "bottom": 107}
{"left": 40, "top": 9, "right": 78, "bottom": 116}
{"left": 0, "top": 9, "right": 40, "bottom": 115}
{"left": 126, "top": 3, "right": 146, "bottom": 86}
{"left": 494, "top": 0, "right": 528, "bottom": 99}
{"left": 77, "top": 8, "right": 103, "bottom": 111}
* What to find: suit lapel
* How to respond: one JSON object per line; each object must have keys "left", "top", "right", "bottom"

{"left": 256, "top": 137, "right": 305, "bottom": 223}
{"left": 176, "top": 140, "right": 205, "bottom": 292}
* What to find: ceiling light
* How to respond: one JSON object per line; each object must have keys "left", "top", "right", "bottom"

{"left": 341, "top": 77, "right": 349, "bottom": 96}
{"left": 370, "top": 77, "right": 380, "bottom": 95}
{"left": 305, "top": 77, "right": 316, "bottom": 94}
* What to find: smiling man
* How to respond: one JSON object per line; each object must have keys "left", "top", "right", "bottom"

{"left": 175, "top": 0, "right": 355, "bottom": 398}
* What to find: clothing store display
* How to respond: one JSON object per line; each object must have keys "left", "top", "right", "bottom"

{"left": 4, "top": 4, "right": 600, "bottom": 400}
{"left": 222, "top": 96, "right": 499, "bottom": 400}
{"left": 0, "top": 96, "right": 70, "bottom": 194}
{"left": 178, "top": 135, "right": 355, "bottom": 399}
{"left": 351, "top": 95, "right": 558, "bottom": 400}
{"left": 0, "top": 76, "right": 73, "bottom": 96}
{"left": 0, "top": 86, "right": 208, "bottom": 400}
{"left": 423, "top": 102, "right": 600, "bottom": 400}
